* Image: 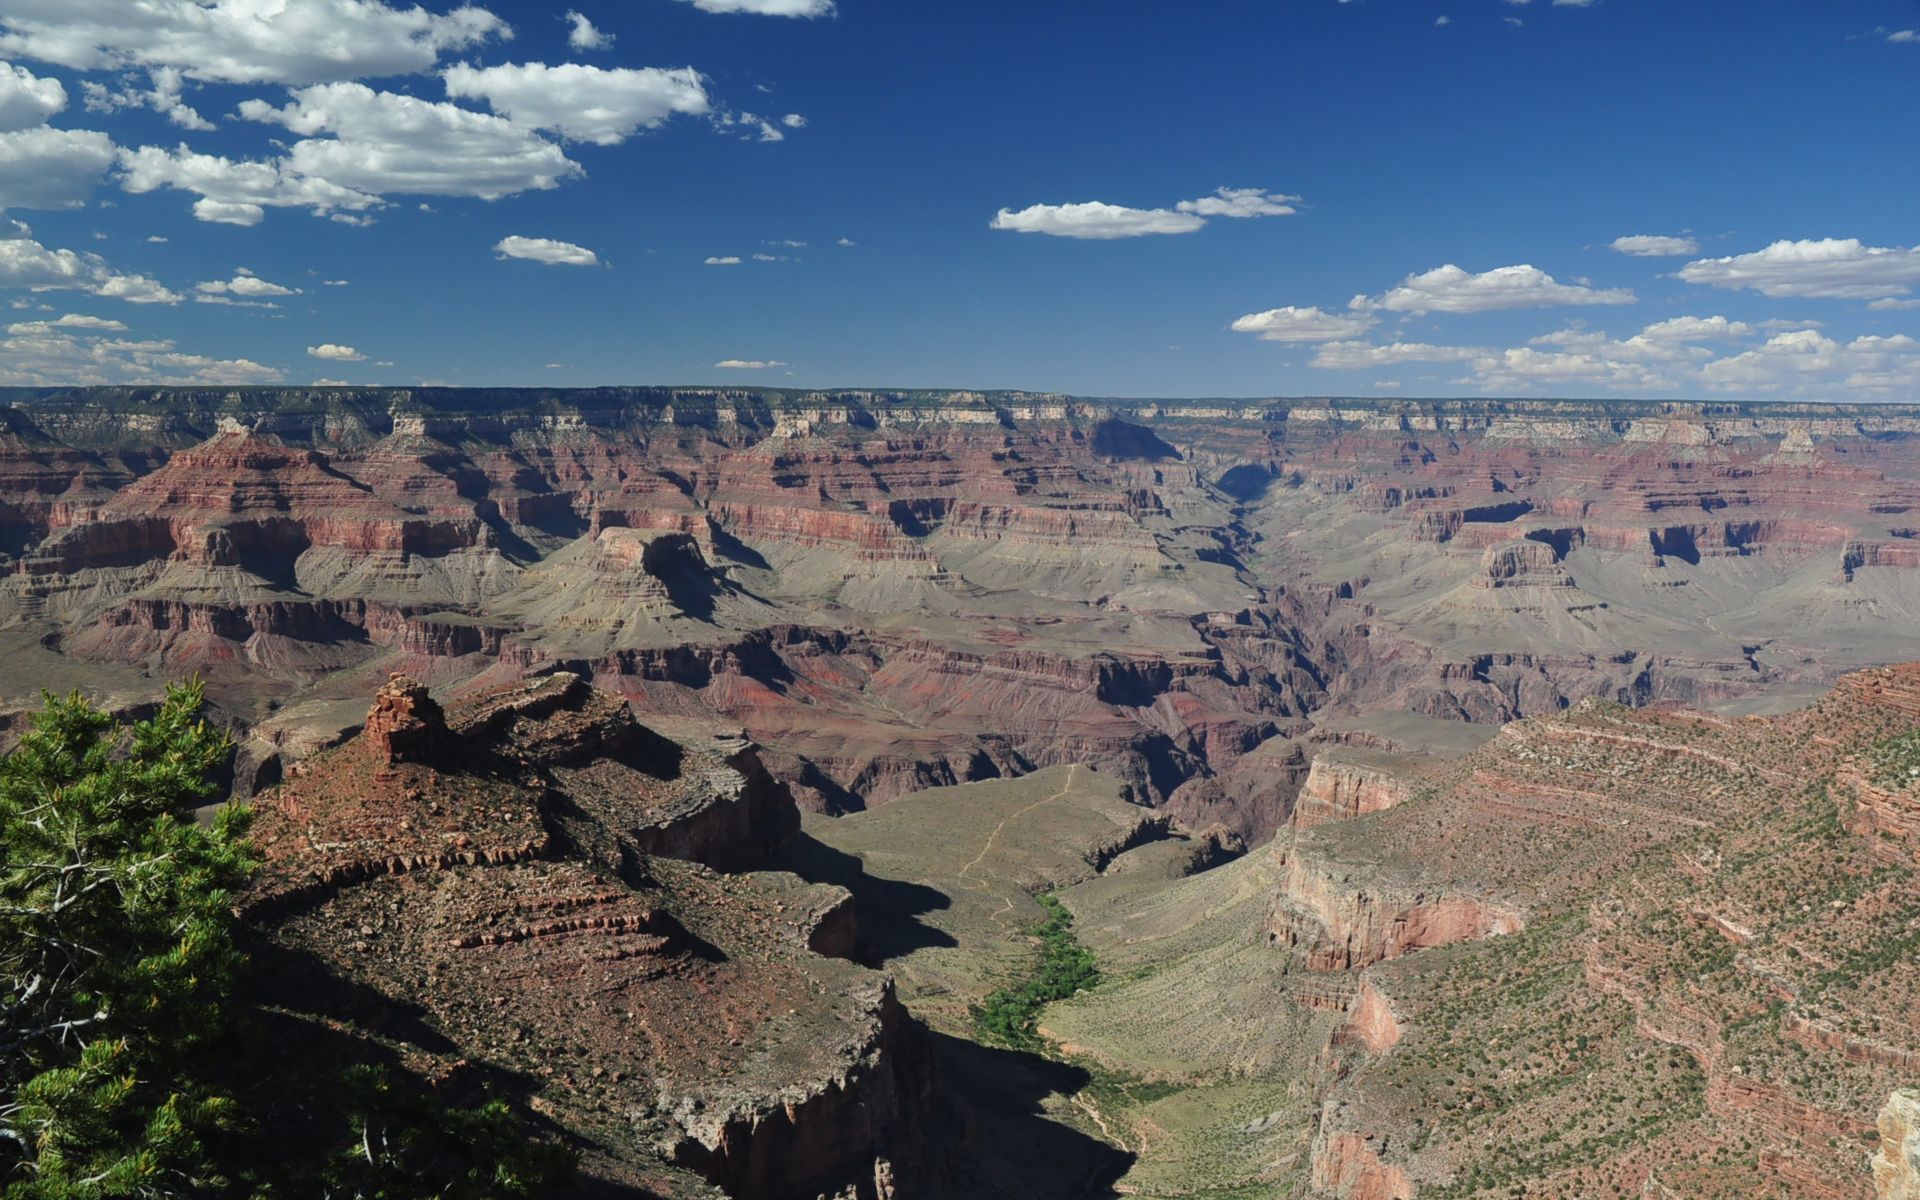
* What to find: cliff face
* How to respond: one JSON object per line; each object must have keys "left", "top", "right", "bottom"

{"left": 247, "top": 673, "right": 935, "bottom": 1199}
{"left": 7, "top": 388, "right": 1920, "bottom": 845}
{"left": 1260, "top": 664, "right": 1920, "bottom": 1200}
{"left": 1876, "top": 1092, "right": 1920, "bottom": 1200}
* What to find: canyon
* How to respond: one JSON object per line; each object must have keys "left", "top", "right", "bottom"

{"left": 3, "top": 386, "right": 1919, "bottom": 1198}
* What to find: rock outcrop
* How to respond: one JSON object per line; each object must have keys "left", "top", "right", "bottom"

{"left": 247, "top": 674, "right": 931, "bottom": 1198}
{"left": 1876, "top": 1091, "right": 1920, "bottom": 1200}
{"left": 8, "top": 388, "right": 1920, "bottom": 844}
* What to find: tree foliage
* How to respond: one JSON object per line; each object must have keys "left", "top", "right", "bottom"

{"left": 0, "top": 682, "right": 253, "bottom": 1199}
{"left": 0, "top": 685, "right": 576, "bottom": 1200}
{"left": 313, "top": 1067, "right": 574, "bottom": 1200}
{"left": 971, "top": 894, "right": 1100, "bottom": 1051}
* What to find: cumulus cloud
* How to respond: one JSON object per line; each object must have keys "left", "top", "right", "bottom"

{"left": 494, "top": 235, "right": 599, "bottom": 266}
{"left": 1313, "top": 311, "right": 1912, "bottom": 395}
{"left": 714, "top": 358, "right": 786, "bottom": 368}
{"left": 122, "top": 81, "right": 591, "bottom": 223}
{"left": 563, "top": 10, "right": 612, "bottom": 51}
{"left": 81, "top": 65, "right": 212, "bottom": 130}
{"left": 991, "top": 201, "right": 1206, "bottom": 240}
{"left": 5, "top": 312, "right": 125, "bottom": 334}
{"left": 0, "top": 126, "right": 116, "bottom": 208}
{"left": 1230, "top": 305, "right": 1375, "bottom": 342}
{"left": 993, "top": 187, "right": 1297, "bottom": 240}
{"left": 1610, "top": 234, "right": 1699, "bottom": 257}
{"left": 1868, "top": 298, "right": 1920, "bottom": 312}
{"left": 704, "top": 255, "right": 742, "bottom": 265}
{"left": 442, "top": 62, "right": 708, "bottom": 146}
{"left": 1366, "top": 263, "right": 1635, "bottom": 314}
{"left": 0, "top": 218, "right": 180, "bottom": 304}
{"left": 0, "top": 0, "right": 508, "bottom": 86}
{"left": 307, "top": 342, "right": 366, "bottom": 361}
{"left": 1677, "top": 238, "right": 1920, "bottom": 300}
{"left": 676, "top": 0, "right": 834, "bottom": 15}
{"left": 0, "top": 59, "right": 65, "bottom": 130}
{"left": 237, "top": 82, "right": 581, "bottom": 201}
{"left": 0, "top": 317, "right": 279, "bottom": 385}
{"left": 1700, "top": 330, "right": 1920, "bottom": 394}
{"left": 117, "top": 143, "right": 378, "bottom": 225}
{"left": 196, "top": 268, "right": 301, "bottom": 299}
{"left": 1310, "top": 341, "right": 1485, "bottom": 369}
{"left": 1175, "top": 187, "right": 1300, "bottom": 219}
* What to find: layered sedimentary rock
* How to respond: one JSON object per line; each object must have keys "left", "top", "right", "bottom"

{"left": 6, "top": 388, "right": 1920, "bottom": 845}
{"left": 1877, "top": 1092, "right": 1920, "bottom": 1200}
{"left": 247, "top": 674, "right": 932, "bottom": 1198}
{"left": 1265, "top": 664, "right": 1920, "bottom": 1199}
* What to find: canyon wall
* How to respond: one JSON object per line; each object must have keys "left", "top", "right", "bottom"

{"left": 6, "top": 387, "right": 1920, "bottom": 846}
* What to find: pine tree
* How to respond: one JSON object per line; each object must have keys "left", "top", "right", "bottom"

{"left": 0, "top": 681, "right": 254, "bottom": 1200}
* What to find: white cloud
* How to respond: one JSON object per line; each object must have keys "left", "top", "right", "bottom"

{"left": 1436, "top": 15, "right": 1452, "bottom": 25}
{"left": 117, "top": 143, "right": 377, "bottom": 225}
{"left": 1677, "top": 238, "right": 1920, "bottom": 300}
{"left": 704, "top": 255, "right": 742, "bottom": 265}
{"left": 6, "top": 312, "right": 125, "bottom": 334}
{"left": 993, "top": 186, "right": 1299, "bottom": 240}
{"left": 1175, "top": 187, "right": 1299, "bottom": 219}
{"left": 1230, "top": 305, "right": 1375, "bottom": 342}
{"left": 991, "top": 201, "right": 1205, "bottom": 240}
{"left": 714, "top": 358, "right": 786, "bottom": 368}
{"left": 1634, "top": 314, "right": 1750, "bottom": 342}
{"left": 442, "top": 61, "right": 708, "bottom": 146}
{"left": 308, "top": 342, "right": 366, "bottom": 361}
{"left": 676, "top": 0, "right": 834, "bottom": 15}
{"left": 1610, "top": 234, "right": 1698, "bottom": 257}
{"left": 563, "top": 10, "right": 611, "bottom": 51}
{"left": 782, "top": 112, "right": 806, "bottom": 128}
{"left": 1700, "top": 330, "right": 1920, "bottom": 394}
{"left": 0, "top": 0, "right": 508, "bottom": 86}
{"left": 310, "top": 377, "right": 351, "bottom": 386}
{"left": 1367, "top": 263, "right": 1635, "bottom": 313}
{"left": 1868, "top": 298, "right": 1920, "bottom": 312}
{"left": 0, "top": 126, "right": 115, "bottom": 208}
{"left": 1310, "top": 341, "right": 1485, "bottom": 369}
{"left": 81, "top": 65, "right": 212, "bottom": 130}
{"left": 1553, "top": 0, "right": 1595, "bottom": 6}
{"left": 0, "top": 218, "right": 180, "bottom": 304}
{"left": 713, "top": 109, "right": 790, "bottom": 142}
{"left": 0, "top": 59, "right": 65, "bottom": 131}
{"left": 1889, "top": 29, "right": 1918, "bottom": 44}
{"left": 197, "top": 268, "right": 301, "bottom": 298}
{"left": 494, "top": 235, "right": 598, "bottom": 266}
{"left": 237, "top": 83, "right": 581, "bottom": 201}
{"left": 836, "top": 237, "right": 855, "bottom": 247}
{"left": 323, "top": 278, "right": 349, "bottom": 286}
{"left": 0, "top": 325, "right": 281, "bottom": 384}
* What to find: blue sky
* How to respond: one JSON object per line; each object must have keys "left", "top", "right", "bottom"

{"left": 1, "top": 0, "right": 1918, "bottom": 398}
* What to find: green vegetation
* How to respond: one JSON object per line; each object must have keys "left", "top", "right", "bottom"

{"left": 0, "top": 683, "right": 254, "bottom": 1200}
{"left": 312, "top": 1066, "right": 574, "bottom": 1200}
{"left": 1864, "top": 728, "right": 1920, "bottom": 790}
{"left": 0, "top": 686, "right": 572, "bottom": 1200}
{"left": 971, "top": 894, "right": 1100, "bottom": 1051}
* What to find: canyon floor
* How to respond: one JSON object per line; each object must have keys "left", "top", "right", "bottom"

{"left": 4, "top": 388, "right": 1920, "bottom": 1198}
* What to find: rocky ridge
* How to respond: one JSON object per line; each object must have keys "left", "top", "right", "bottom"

{"left": 247, "top": 671, "right": 931, "bottom": 1199}
{"left": 5, "top": 388, "right": 1920, "bottom": 845}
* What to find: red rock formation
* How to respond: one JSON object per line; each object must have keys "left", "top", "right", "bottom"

{"left": 362, "top": 673, "right": 445, "bottom": 765}
{"left": 1876, "top": 1091, "right": 1920, "bottom": 1200}
{"left": 1293, "top": 754, "right": 1420, "bottom": 829}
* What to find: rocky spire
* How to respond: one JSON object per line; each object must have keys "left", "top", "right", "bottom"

{"left": 363, "top": 674, "right": 446, "bottom": 766}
